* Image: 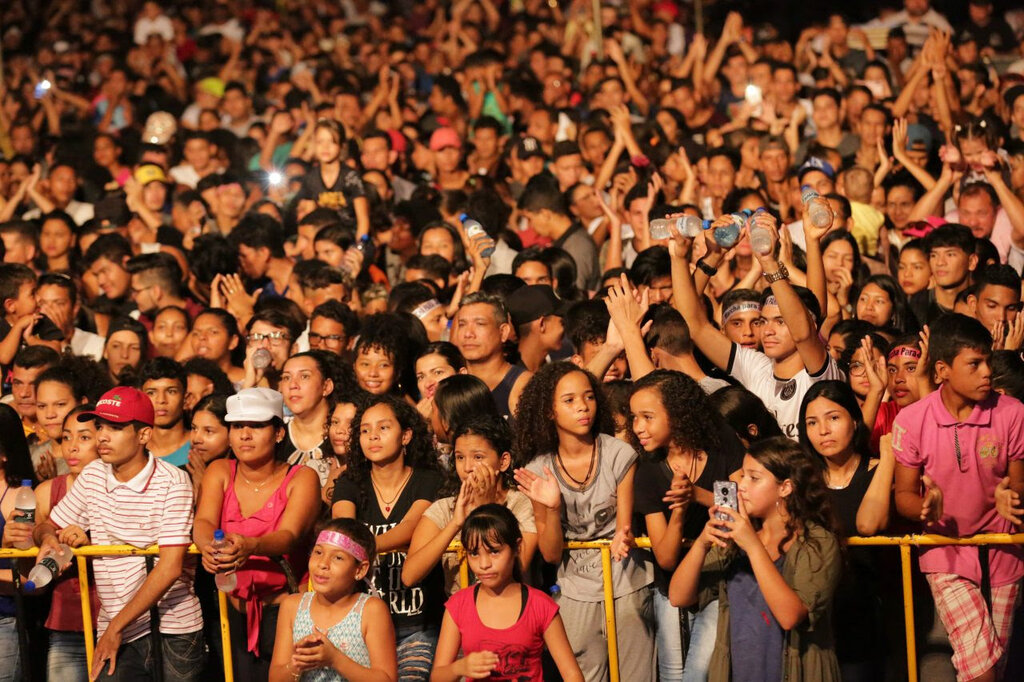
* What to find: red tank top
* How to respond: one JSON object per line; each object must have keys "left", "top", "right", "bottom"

{"left": 46, "top": 475, "right": 99, "bottom": 632}
{"left": 220, "top": 461, "right": 309, "bottom": 654}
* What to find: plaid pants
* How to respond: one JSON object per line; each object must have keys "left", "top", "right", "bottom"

{"left": 926, "top": 573, "right": 1021, "bottom": 681}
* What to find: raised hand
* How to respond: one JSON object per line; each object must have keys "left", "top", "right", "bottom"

{"left": 513, "top": 466, "right": 562, "bottom": 510}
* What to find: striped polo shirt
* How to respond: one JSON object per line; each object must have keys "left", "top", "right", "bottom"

{"left": 49, "top": 454, "right": 203, "bottom": 641}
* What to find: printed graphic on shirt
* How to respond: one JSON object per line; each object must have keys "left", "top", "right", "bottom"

{"left": 477, "top": 638, "right": 533, "bottom": 682}
{"left": 317, "top": 191, "right": 349, "bottom": 209}
{"left": 978, "top": 431, "right": 1001, "bottom": 466}
{"left": 367, "top": 521, "right": 423, "bottom": 616}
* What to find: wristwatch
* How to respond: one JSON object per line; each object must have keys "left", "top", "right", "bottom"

{"left": 763, "top": 263, "right": 790, "bottom": 284}
{"left": 695, "top": 258, "right": 718, "bottom": 276}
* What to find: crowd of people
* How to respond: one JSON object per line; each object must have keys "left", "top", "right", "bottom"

{"left": 1, "top": 0, "right": 1024, "bottom": 680}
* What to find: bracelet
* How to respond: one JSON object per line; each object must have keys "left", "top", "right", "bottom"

{"left": 695, "top": 258, "right": 718, "bottom": 276}
{"left": 763, "top": 263, "right": 790, "bottom": 284}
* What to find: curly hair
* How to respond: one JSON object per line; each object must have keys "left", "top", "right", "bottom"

{"left": 512, "top": 362, "right": 612, "bottom": 467}
{"left": 340, "top": 394, "right": 438, "bottom": 512}
{"left": 748, "top": 437, "right": 838, "bottom": 557}
{"left": 35, "top": 356, "right": 114, "bottom": 404}
{"left": 628, "top": 370, "right": 722, "bottom": 458}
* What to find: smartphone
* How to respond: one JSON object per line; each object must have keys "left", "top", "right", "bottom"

{"left": 713, "top": 480, "right": 738, "bottom": 522}
{"left": 744, "top": 84, "right": 762, "bottom": 106}
{"left": 33, "top": 315, "right": 64, "bottom": 342}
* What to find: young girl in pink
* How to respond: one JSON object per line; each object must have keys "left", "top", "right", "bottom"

{"left": 430, "top": 505, "right": 582, "bottom": 682}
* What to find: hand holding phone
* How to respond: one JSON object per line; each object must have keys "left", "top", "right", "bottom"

{"left": 713, "top": 481, "right": 738, "bottom": 522}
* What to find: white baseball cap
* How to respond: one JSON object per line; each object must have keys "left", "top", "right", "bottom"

{"left": 225, "top": 388, "right": 284, "bottom": 423}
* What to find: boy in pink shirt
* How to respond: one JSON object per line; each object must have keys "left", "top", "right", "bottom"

{"left": 893, "top": 313, "right": 1024, "bottom": 682}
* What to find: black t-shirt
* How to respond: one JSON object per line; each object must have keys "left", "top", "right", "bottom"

{"left": 909, "top": 288, "right": 950, "bottom": 327}
{"left": 332, "top": 468, "right": 443, "bottom": 636}
{"left": 633, "top": 420, "right": 746, "bottom": 586}
{"left": 296, "top": 165, "right": 366, "bottom": 218}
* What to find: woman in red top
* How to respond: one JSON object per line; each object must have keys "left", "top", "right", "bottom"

{"left": 33, "top": 405, "right": 99, "bottom": 682}
{"left": 430, "top": 505, "right": 581, "bottom": 682}
{"left": 193, "top": 387, "right": 320, "bottom": 682}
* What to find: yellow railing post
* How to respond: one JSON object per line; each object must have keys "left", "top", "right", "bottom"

{"left": 77, "top": 555, "right": 95, "bottom": 673}
{"left": 600, "top": 545, "right": 619, "bottom": 682}
{"left": 900, "top": 545, "right": 918, "bottom": 682}
{"left": 458, "top": 546, "right": 469, "bottom": 589}
{"left": 218, "top": 590, "right": 234, "bottom": 682}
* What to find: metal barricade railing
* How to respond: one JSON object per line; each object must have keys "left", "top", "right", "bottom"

{"left": 2, "top": 533, "right": 1022, "bottom": 682}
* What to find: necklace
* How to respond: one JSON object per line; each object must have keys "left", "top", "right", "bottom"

{"left": 239, "top": 463, "right": 283, "bottom": 494}
{"left": 556, "top": 440, "right": 597, "bottom": 489}
{"left": 826, "top": 455, "right": 860, "bottom": 490}
{"left": 371, "top": 468, "right": 413, "bottom": 513}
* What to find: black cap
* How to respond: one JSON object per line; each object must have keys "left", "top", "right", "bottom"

{"left": 506, "top": 285, "right": 569, "bottom": 328}
{"left": 516, "top": 136, "right": 546, "bottom": 160}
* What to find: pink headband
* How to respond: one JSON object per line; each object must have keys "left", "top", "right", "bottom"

{"left": 887, "top": 346, "right": 922, "bottom": 362}
{"left": 316, "top": 531, "right": 368, "bottom": 562}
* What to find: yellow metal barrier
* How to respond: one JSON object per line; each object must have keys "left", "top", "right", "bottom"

{"left": 2, "top": 533, "right": 1022, "bottom": 682}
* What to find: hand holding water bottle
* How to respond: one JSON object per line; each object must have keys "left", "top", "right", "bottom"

{"left": 11, "top": 481, "right": 36, "bottom": 550}
{"left": 800, "top": 185, "right": 834, "bottom": 241}
{"left": 211, "top": 529, "right": 238, "bottom": 593}
{"left": 748, "top": 212, "right": 781, "bottom": 270}
{"left": 24, "top": 543, "right": 73, "bottom": 591}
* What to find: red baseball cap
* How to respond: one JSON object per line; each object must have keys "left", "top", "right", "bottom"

{"left": 429, "top": 127, "right": 462, "bottom": 151}
{"left": 78, "top": 387, "right": 155, "bottom": 427}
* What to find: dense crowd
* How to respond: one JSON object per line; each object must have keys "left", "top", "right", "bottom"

{"left": 1, "top": 0, "right": 1024, "bottom": 681}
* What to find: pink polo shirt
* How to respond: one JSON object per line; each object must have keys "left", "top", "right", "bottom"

{"left": 892, "top": 386, "right": 1024, "bottom": 587}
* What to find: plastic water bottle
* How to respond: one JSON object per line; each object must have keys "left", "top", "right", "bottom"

{"left": 461, "top": 215, "right": 495, "bottom": 259}
{"left": 801, "top": 185, "right": 833, "bottom": 229}
{"left": 748, "top": 209, "right": 774, "bottom": 256}
{"left": 251, "top": 348, "right": 272, "bottom": 371}
{"left": 212, "top": 529, "right": 237, "bottom": 593}
{"left": 12, "top": 481, "right": 35, "bottom": 549}
{"left": 549, "top": 584, "right": 561, "bottom": 600}
{"left": 711, "top": 210, "right": 752, "bottom": 249}
{"left": 344, "top": 234, "right": 372, "bottom": 274}
{"left": 649, "top": 215, "right": 710, "bottom": 240}
{"left": 24, "top": 543, "right": 73, "bottom": 591}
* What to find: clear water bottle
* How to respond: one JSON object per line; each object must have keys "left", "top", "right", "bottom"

{"left": 251, "top": 348, "right": 272, "bottom": 371}
{"left": 212, "top": 529, "right": 237, "bottom": 593}
{"left": 748, "top": 209, "right": 774, "bottom": 256}
{"left": 549, "top": 584, "right": 561, "bottom": 600}
{"left": 24, "top": 543, "right": 73, "bottom": 591}
{"left": 461, "top": 215, "right": 495, "bottom": 259}
{"left": 711, "top": 210, "right": 752, "bottom": 249}
{"left": 649, "top": 215, "right": 709, "bottom": 240}
{"left": 13, "top": 481, "right": 35, "bottom": 549}
{"left": 801, "top": 185, "right": 833, "bottom": 229}
{"left": 344, "top": 234, "right": 372, "bottom": 274}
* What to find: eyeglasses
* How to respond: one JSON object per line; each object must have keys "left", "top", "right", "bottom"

{"left": 246, "top": 332, "right": 292, "bottom": 347}
{"left": 309, "top": 332, "right": 345, "bottom": 346}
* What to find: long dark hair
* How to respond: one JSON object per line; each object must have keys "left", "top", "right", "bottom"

{"left": 513, "top": 362, "right": 612, "bottom": 466}
{"left": 461, "top": 503, "right": 524, "bottom": 583}
{"left": 341, "top": 394, "right": 438, "bottom": 513}
{"left": 854, "top": 273, "right": 918, "bottom": 333}
{"left": 629, "top": 370, "right": 722, "bottom": 458}
{"left": 798, "top": 381, "right": 871, "bottom": 460}
{"left": 0, "top": 404, "right": 36, "bottom": 487}
{"left": 708, "top": 386, "right": 784, "bottom": 444}
{"left": 748, "top": 437, "right": 837, "bottom": 557}
{"left": 433, "top": 374, "right": 498, "bottom": 441}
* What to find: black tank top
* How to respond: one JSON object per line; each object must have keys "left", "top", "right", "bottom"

{"left": 827, "top": 453, "right": 874, "bottom": 538}
{"left": 491, "top": 364, "right": 527, "bottom": 421}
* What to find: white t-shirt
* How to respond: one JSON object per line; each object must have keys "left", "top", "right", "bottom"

{"left": 727, "top": 344, "right": 844, "bottom": 440}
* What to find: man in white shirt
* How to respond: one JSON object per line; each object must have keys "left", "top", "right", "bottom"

{"left": 874, "top": 0, "right": 952, "bottom": 50}
{"left": 133, "top": 1, "right": 174, "bottom": 45}
{"left": 36, "top": 273, "right": 104, "bottom": 361}
{"left": 34, "top": 387, "right": 204, "bottom": 681}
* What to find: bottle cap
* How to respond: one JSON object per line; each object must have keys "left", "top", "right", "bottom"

{"left": 214, "top": 529, "right": 225, "bottom": 541}
{"left": 24, "top": 581, "right": 36, "bottom": 592}
{"left": 549, "top": 584, "right": 561, "bottom": 595}
{"left": 20, "top": 480, "right": 31, "bottom": 488}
